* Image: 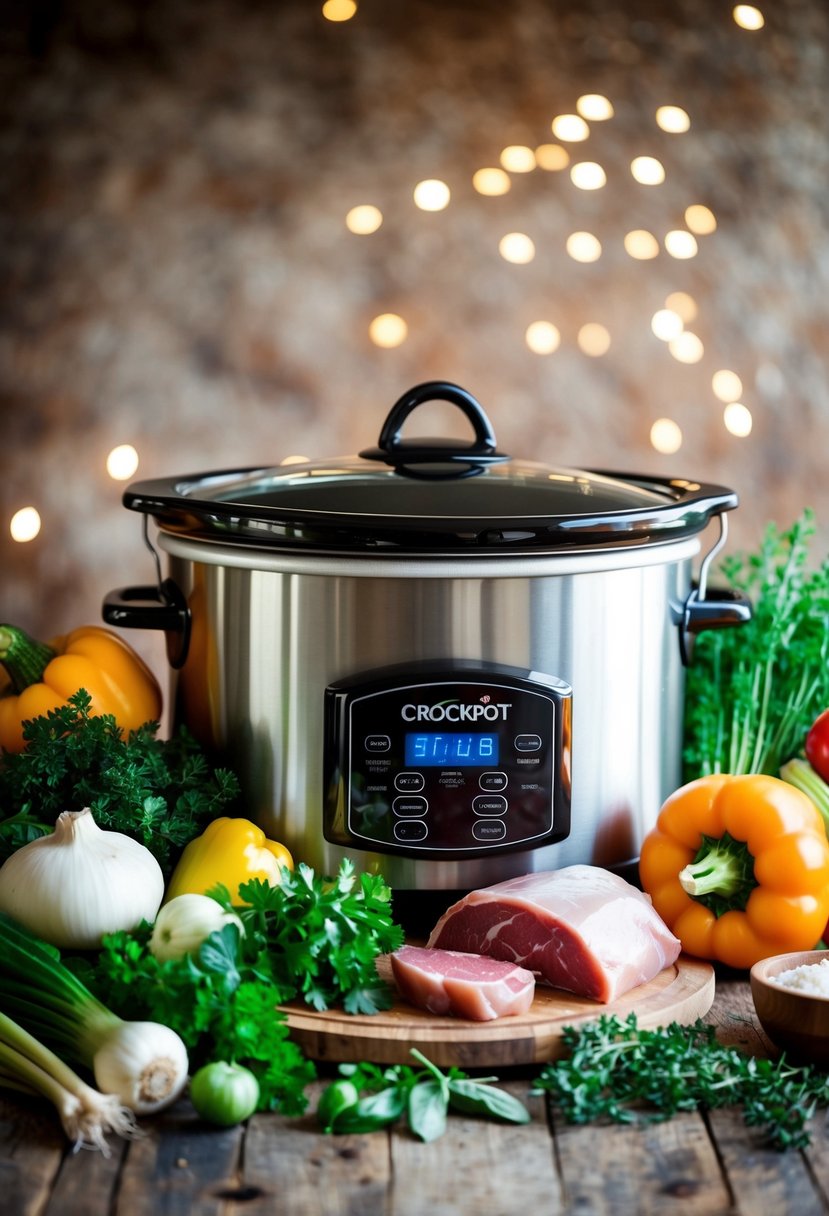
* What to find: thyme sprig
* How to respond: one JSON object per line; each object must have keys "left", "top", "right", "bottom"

{"left": 533, "top": 1013, "right": 829, "bottom": 1151}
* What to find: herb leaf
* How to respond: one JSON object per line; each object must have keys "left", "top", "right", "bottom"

{"left": 534, "top": 1013, "right": 829, "bottom": 1151}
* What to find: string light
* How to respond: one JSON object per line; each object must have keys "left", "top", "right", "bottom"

{"left": 624, "top": 230, "right": 660, "bottom": 259}
{"left": 369, "top": 313, "right": 408, "bottom": 347}
{"left": 9, "top": 507, "right": 41, "bottom": 543}
{"left": 500, "top": 145, "right": 536, "bottom": 173}
{"left": 566, "top": 232, "right": 602, "bottom": 262}
{"left": 413, "top": 179, "right": 450, "bottom": 211}
{"left": 106, "top": 444, "right": 139, "bottom": 480}
{"left": 655, "top": 106, "right": 690, "bottom": 133}
{"left": 535, "top": 144, "right": 570, "bottom": 171}
{"left": 472, "top": 168, "right": 511, "bottom": 196}
{"left": 499, "top": 233, "right": 536, "bottom": 264}
{"left": 322, "top": 0, "right": 357, "bottom": 21}
{"left": 650, "top": 419, "right": 682, "bottom": 454}
{"left": 576, "top": 94, "right": 614, "bottom": 121}
{"left": 345, "top": 204, "right": 383, "bottom": 234}
{"left": 665, "top": 291, "right": 697, "bottom": 322}
{"left": 712, "top": 369, "right": 744, "bottom": 401}
{"left": 577, "top": 323, "right": 611, "bottom": 356}
{"left": 525, "top": 321, "right": 561, "bottom": 354}
{"left": 631, "top": 156, "right": 666, "bottom": 184}
{"left": 733, "top": 5, "right": 765, "bottom": 30}
{"left": 724, "top": 402, "right": 753, "bottom": 436}
{"left": 651, "top": 309, "right": 684, "bottom": 341}
{"left": 569, "top": 161, "right": 606, "bottom": 190}
{"left": 685, "top": 204, "right": 717, "bottom": 234}
{"left": 664, "top": 230, "right": 698, "bottom": 258}
{"left": 551, "top": 114, "right": 589, "bottom": 142}
{"left": 668, "top": 331, "right": 704, "bottom": 363}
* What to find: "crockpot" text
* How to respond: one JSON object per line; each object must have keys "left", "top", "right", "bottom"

{"left": 401, "top": 702, "right": 512, "bottom": 722}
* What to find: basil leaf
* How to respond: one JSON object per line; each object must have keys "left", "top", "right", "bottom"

{"left": 447, "top": 1079, "right": 531, "bottom": 1125}
{"left": 407, "top": 1079, "right": 448, "bottom": 1142}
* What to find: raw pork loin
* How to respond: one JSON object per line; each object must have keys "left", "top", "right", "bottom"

{"left": 427, "top": 865, "right": 681, "bottom": 1004}
{"left": 390, "top": 944, "right": 535, "bottom": 1021}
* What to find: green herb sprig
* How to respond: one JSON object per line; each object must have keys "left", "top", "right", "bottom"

{"left": 0, "top": 689, "right": 240, "bottom": 875}
{"left": 74, "top": 860, "right": 405, "bottom": 1115}
{"left": 683, "top": 510, "right": 829, "bottom": 780}
{"left": 318, "top": 1050, "right": 531, "bottom": 1141}
{"left": 533, "top": 1013, "right": 829, "bottom": 1151}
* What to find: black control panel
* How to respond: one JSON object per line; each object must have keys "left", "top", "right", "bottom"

{"left": 323, "top": 661, "right": 572, "bottom": 860}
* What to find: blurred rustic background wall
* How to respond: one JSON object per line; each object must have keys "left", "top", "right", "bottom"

{"left": 1, "top": 0, "right": 828, "bottom": 688}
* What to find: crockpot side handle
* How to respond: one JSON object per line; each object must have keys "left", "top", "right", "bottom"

{"left": 102, "top": 580, "right": 191, "bottom": 669}
{"left": 679, "top": 513, "right": 752, "bottom": 665}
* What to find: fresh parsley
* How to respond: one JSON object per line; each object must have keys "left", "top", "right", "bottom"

{"left": 0, "top": 689, "right": 240, "bottom": 876}
{"left": 533, "top": 1013, "right": 829, "bottom": 1151}
{"left": 75, "top": 860, "right": 405, "bottom": 1115}
{"left": 683, "top": 510, "right": 829, "bottom": 780}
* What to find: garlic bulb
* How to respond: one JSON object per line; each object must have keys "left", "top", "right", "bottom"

{"left": 0, "top": 808, "right": 164, "bottom": 949}
{"left": 150, "top": 893, "right": 243, "bottom": 962}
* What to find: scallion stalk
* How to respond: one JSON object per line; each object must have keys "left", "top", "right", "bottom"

{"left": 0, "top": 1011, "right": 137, "bottom": 1153}
{"left": 0, "top": 913, "right": 189, "bottom": 1115}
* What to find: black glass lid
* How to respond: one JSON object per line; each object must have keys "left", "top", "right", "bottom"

{"left": 122, "top": 382, "right": 738, "bottom": 553}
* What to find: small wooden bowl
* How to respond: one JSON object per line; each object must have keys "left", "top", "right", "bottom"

{"left": 750, "top": 950, "right": 829, "bottom": 1066}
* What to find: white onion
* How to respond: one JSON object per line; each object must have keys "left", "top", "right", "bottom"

{"left": 93, "top": 1021, "right": 189, "bottom": 1115}
{"left": 0, "top": 808, "right": 164, "bottom": 948}
{"left": 150, "top": 893, "right": 243, "bottom": 962}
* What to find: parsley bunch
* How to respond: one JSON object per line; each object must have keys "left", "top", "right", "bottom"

{"left": 534, "top": 1013, "right": 829, "bottom": 1151}
{"left": 0, "top": 690, "right": 240, "bottom": 876}
{"left": 79, "top": 860, "right": 404, "bottom": 1115}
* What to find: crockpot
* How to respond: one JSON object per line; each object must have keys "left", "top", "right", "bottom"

{"left": 103, "top": 381, "right": 750, "bottom": 916}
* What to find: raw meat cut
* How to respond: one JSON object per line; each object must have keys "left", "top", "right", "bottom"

{"left": 389, "top": 944, "right": 535, "bottom": 1021}
{"left": 427, "top": 865, "right": 681, "bottom": 1004}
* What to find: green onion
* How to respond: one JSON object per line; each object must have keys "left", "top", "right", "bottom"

{"left": 0, "top": 913, "right": 189, "bottom": 1115}
{"left": 0, "top": 1010, "right": 137, "bottom": 1153}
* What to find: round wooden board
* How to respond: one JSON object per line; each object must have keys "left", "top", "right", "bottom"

{"left": 282, "top": 953, "right": 716, "bottom": 1068}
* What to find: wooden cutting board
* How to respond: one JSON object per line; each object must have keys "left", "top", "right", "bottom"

{"left": 282, "top": 953, "right": 715, "bottom": 1068}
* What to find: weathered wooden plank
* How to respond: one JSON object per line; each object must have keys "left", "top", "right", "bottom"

{"left": 0, "top": 1092, "right": 66, "bottom": 1216}
{"left": 241, "top": 1082, "right": 391, "bottom": 1216}
{"left": 44, "top": 1137, "right": 128, "bottom": 1216}
{"left": 551, "top": 1112, "right": 731, "bottom": 1215}
{"left": 801, "top": 1109, "right": 829, "bottom": 1207}
{"left": 114, "top": 1097, "right": 243, "bottom": 1216}
{"left": 706, "top": 1107, "right": 827, "bottom": 1215}
{"left": 389, "top": 1082, "right": 560, "bottom": 1216}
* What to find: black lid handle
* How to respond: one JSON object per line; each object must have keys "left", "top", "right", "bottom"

{"left": 360, "top": 381, "right": 509, "bottom": 477}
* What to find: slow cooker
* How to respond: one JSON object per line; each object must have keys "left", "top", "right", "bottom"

{"left": 103, "top": 381, "right": 750, "bottom": 919}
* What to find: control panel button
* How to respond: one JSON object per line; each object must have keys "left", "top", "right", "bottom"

{"left": 479, "top": 771, "right": 508, "bottom": 792}
{"left": 365, "top": 734, "right": 391, "bottom": 753}
{"left": 395, "top": 771, "right": 425, "bottom": 792}
{"left": 394, "top": 820, "right": 428, "bottom": 842}
{"left": 472, "top": 794, "right": 508, "bottom": 816}
{"left": 393, "top": 795, "right": 428, "bottom": 817}
{"left": 472, "top": 820, "right": 507, "bottom": 842}
{"left": 515, "top": 733, "right": 542, "bottom": 752}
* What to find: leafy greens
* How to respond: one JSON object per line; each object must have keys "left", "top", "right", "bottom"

{"left": 683, "top": 510, "right": 829, "bottom": 780}
{"left": 0, "top": 689, "right": 240, "bottom": 876}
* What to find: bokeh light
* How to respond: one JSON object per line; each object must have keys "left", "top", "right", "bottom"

{"left": 499, "top": 232, "right": 536, "bottom": 264}
{"left": 413, "top": 179, "right": 450, "bottom": 211}
{"left": 369, "top": 313, "right": 408, "bottom": 347}
{"left": 472, "top": 168, "right": 511, "bottom": 196}
{"left": 570, "top": 161, "right": 607, "bottom": 190}
{"left": 724, "top": 402, "right": 753, "bottom": 436}
{"left": 655, "top": 106, "right": 690, "bottom": 133}
{"left": 322, "top": 0, "right": 357, "bottom": 21}
{"left": 525, "top": 321, "right": 561, "bottom": 354}
{"left": 624, "top": 230, "right": 660, "bottom": 259}
{"left": 10, "top": 507, "right": 41, "bottom": 543}
{"left": 650, "top": 419, "right": 683, "bottom": 454}
{"left": 500, "top": 145, "right": 536, "bottom": 173}
{"left": 631, "top": 156, "right": 666, "bottom": 184}
{"left": 576, "top": 94, "right": 614, "bottom": 121}
{"left": 345, "top": 204, "right": 383, "bottom": 234}
{"left": 712, "top": 369, "right": 744, "bottom": 401}
{"left": 733, "top": 5, "right": 765, "bottom": 30}
{"left": 577, "top": 323, "right": 611, "bottom": 356}
{"left": 551, "top": 114, "right": 590, "bottom": 142}
{"left": 664, "top": 230, "right": 699, "bottom": 259}
{"left": 566, "top": 231, "right": 602, "bottom": 263}
{"left": 106, "top": 444, "right": 140, "bottom": 480}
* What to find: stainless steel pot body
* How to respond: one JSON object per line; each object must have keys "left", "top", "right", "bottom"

{"left": 160, "top": 532, "right": 698, "bottom": 890}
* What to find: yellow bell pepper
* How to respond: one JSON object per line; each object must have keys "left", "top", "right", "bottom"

{"left": 639, "top": 773, "right": 829, "bottom": 969}
{"left": 0, "top": 623, "right": 162, "bottom": 753}
{"left": 165, "top": 817, "right": 294, "bottom": 905}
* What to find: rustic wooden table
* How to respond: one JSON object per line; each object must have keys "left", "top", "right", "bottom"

{"left": 2, "top": 973, "right": 828, "bottom": 1216}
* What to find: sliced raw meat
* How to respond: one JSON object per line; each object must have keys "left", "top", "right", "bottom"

{"left": 427, "top": 865, "right": 681, "bottom": 1004}
{"left": 389, "top": 944, "right": 535, "bottom": 1021}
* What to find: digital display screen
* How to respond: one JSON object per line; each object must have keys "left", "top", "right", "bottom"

{"left": 405, "top": 732, "right": 499, "bottom": 767}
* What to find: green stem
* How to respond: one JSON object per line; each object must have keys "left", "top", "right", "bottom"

{"left": 678, "top": 833, "right": 757, "bottom": 916}
{"left": 780, "top": 758, "right": 829, "bottom": 834}
{"left": 0, "top": 625, "right": 57, "bottom": 693}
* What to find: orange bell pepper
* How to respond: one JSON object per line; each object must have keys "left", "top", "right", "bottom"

{"left": 0, "top": 623, "right": 162, "bottom": 752}
{"left": 639, "top": 773, "right": 829, "bottom": 969}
